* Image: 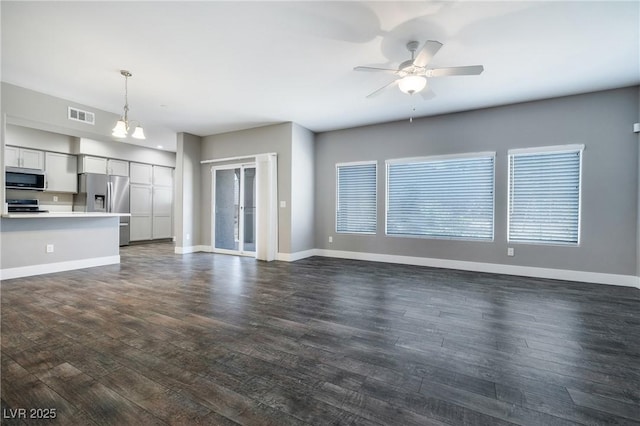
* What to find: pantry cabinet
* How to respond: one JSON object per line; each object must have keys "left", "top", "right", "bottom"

{"left": 129, "top": 164, "right": 173, "bottom": 241}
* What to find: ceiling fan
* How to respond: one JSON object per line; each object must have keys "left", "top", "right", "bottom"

{"left": 354, "top": 40, "right": 484, "bottom": 98}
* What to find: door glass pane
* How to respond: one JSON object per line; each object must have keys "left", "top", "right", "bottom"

{"left": 215, "top": 168, "right": 240, "bottom": 250}
{"left": 243, "top": 167, "right": 256, "bottom": 252}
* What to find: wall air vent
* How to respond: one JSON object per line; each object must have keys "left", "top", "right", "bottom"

{"left": 68, "top": 107, "right": 95, "bottom": 125}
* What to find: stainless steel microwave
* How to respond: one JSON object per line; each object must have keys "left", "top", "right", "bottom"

{"left": 5, "top": 166, "right": 46, "bottom": 191}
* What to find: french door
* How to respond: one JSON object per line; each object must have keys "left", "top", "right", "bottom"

{"left": 213, "top": 164, "right": 256, "bottom": 256}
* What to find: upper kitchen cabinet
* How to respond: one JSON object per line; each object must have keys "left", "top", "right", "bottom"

{"left": 5, "top": 146, "right": 44, "bottom": 169}
{"left": 45, "top": 152, "right": 78, "bottom": 193}
{"left": 130, "top": 162, "right": 153, "bottom": 185}
{"left": 78, "top": 155, "right": 107, "bottom": 174}
{"left": 107, "top": 159, "right": 129, "bottom": 176}
{"left": 153, "top": 165, "right": 173, "bottom": 187}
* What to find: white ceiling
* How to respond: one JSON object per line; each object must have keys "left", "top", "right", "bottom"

{"left": 2, "top": 1, "right": 638, "bottom": 152}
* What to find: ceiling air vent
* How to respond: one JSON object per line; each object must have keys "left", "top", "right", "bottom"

{"left": 68, "top": 106, "right": 95, "bottom": 125}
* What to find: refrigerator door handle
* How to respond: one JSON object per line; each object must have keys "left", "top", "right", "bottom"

{"left": 107, "top": 182, "right": 112, "bottom": 212}
{"left": 111, "top": 182, "right": 115, "bottom": 212}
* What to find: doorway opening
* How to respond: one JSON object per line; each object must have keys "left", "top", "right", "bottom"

{"left": 212, "top": 163, "right": 256, "bottom": 256}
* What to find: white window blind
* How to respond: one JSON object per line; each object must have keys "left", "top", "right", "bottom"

{"left": 508, "top": 146, "right": 583, "bottom": 244}
{"left": 336, "top": 162, "right": 377, "bottom": 234}
{"left": 386, "top": 154, "right": 495, "bottom": 240}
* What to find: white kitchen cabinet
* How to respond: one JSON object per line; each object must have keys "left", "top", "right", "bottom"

{"left": 129, "top": 166, "right": 174, "bottom": 241}
{"left": 152, "top": 186, "right": 173, "bottom": 239}
{"left": 5, "top": 146, "right": 20, "bottom": 167}
{"left": 107, "top": 159, "right": 129, "bottom": 176}
{"left": 45, "top": 152, "right": 78, "bottom": 193}
{"left": 130, "top": 216, "right": 152, "bottom": 241}
{"left": 152, "top": 166, "right": 173, "bottom": 239}
{"left": 130, "top": 162, "right": 153, "bottom": 185}
{"left": 152, "top": 216, "right": 172, "bottom": 239}
{"left": 21, "top": 149, "right": 44, "bottom": 169}
{"left": 78, "top": 155, "right": 107, "bottom": 174}
{"left": 129, "top": 184, "right": 153, "bottom": 241}
{"left": 5, "top": 146, "right": 44, "bottom": 169}
{"left": 153, "top": 165, "right": 173, "bottom": 187}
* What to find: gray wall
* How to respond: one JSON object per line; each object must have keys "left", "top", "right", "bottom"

{"left": 77, "top": 138, "right": 175, "bottom": 168}
{"left": 6, "top": 124, "right": 76, "bottom": 153}
{"left": 4, "top": 125, "right": 175, "bottom": 167}
{"left": 291, "top": 123, "right": 315, "bottom": 253}
{"left": 315, "top": 87, "right": 639, "bottom": 276}
{"left": 200, "top": 122, "right": 293, "bottom": 253}
{"left": 2, "top": 83, "right": 121, "bottom": 142}
{"left": 0, "top": 217, "right": 119, "bottom": 269}
{"left": 175, "top": 132, "right": 202, "bottom": 248}
{"left": 1, "top": 82, "right": 176, "bottom": 150}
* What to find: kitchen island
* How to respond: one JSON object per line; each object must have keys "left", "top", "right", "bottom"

{"left": 0, "top": 212, "right": 129, "bottom": 280}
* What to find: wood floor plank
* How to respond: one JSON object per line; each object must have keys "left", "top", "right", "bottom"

{"left": 2, "top": 242, "right": 639, "bottom": 425}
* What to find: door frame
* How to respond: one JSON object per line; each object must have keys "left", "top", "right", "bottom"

{"left": 211, "top": 162, "right": 257, "bottom": 257}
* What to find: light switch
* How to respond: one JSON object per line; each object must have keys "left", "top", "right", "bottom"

{"left": 280, "top": 201, "right": 286, "bottom": 208}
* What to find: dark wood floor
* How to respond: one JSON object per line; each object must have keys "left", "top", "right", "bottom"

{"left": 1, "top": 243, "right": 639, "bottom": 425}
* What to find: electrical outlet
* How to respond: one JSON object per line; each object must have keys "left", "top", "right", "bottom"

{"left": 507, "top": 247, "right": 514, "bottom": 257}
{"left": 280, "top": 201, "right": 286, "bottom": 208}
{"left": 329, "top": 236, "right": 333, "bottom": 243}
{"left": 46, "top": 244, "right": 54, "bottom": 253}
{"left": 53, "top": 195, "right": 58, "bottom": 202}
{"left": 186, "top": 233, "right": 190, "bottom": 241}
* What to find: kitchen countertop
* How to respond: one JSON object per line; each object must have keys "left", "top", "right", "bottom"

{"left": 1, "top": 212, "right": 131, "bottom": 219}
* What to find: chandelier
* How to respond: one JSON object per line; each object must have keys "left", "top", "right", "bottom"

{"left": 112, "top": 70, "right": 145, "bottom": 139}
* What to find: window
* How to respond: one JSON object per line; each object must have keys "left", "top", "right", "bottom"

{"left": 336, "top": 162, "right": 377, "bottom": 234}
{"left": 386, "top": 153, "right": 495, "bottom": 240}
{"left": 508, "top": 145, "right": 583, "bottom": 245}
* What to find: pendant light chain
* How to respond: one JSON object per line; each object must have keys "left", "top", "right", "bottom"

{"left": 123, "top": 71, "right": 130, "bottom": 124}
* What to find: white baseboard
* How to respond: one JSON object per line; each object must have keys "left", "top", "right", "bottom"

{"left": 174, "top": 245, "right": 212, "bottom": 254}
{"left": 171, "top": 245, "right": 639, "bottom": 289}
{"left": 313, "top": 249, "right": 640, "bottom": 289}
{"left": 277, "top": 249, "right": 317, "bottom": 262}
{"left": 0, "top": 255, "right": 120, "bottom": 281}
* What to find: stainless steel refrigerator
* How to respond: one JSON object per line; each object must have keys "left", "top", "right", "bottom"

{"left": 73, "top": 173, "right": 130, "bottom": 246}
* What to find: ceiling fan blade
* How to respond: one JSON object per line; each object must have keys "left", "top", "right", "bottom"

{"left": 366, "top": 79, "right": 399, "bottom": 98}
{"left": 354, "top": 66, "right": 399, "bottom": 74}
{"left": 429, "top": 65, "right": 484, "bottom": 77}
{"left": 420, "top": 88, "right": 436, "bottom": 100}
{"left": 413, "top": 40, "right": 443, "bottom": 67}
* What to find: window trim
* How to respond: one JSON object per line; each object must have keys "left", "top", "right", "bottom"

{"left": 507, "top": 144, "right": 584, "bottom": 246}
{"left": 385, "top": 152, "right": 496, "bottom": 241}
{"left": 335, "top": 160, "right": 378, "bottom": 235}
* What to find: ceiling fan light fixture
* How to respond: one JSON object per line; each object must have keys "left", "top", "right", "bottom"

{"left": 398, "top": 75, "right": 427, "bottom": 95}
